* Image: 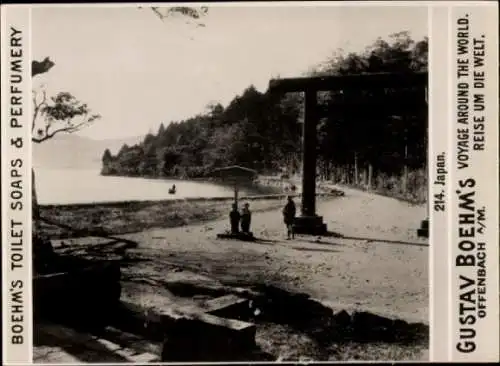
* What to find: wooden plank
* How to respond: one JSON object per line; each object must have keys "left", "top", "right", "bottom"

{"left": 116, "top": 300, "right": 256, "bottom": 349}
{"left": 111, "top": 344, "right": 158, "bottom": 363}
{"left": 97, "top": 326, "right": 162, "bottom": 356}
{"left": 34, "top": 345, "right": 81, "bottom": 364}
{"left": 182, "top": 294, "right": 248, "bottom": 315}
{"left": 205, "top": 294, "right": 248, "bottom": 314}
{"left": 36, "top": 322, "right": 159, "bottom": 363}
{"left": 268, "top": 71, "right": 428, "bottom": 93}
{"left": 160, "top": 311, "right": 256, "bottom": 361}
{"left": 217, "top": 232, "right": 255, "bottom": 241}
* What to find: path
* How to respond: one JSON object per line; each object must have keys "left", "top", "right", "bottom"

{"left": 121, "top": 185, "right": 428, "bottom": 323}
{"left": 37, "top": 186, "right": 428, "bottom": 362}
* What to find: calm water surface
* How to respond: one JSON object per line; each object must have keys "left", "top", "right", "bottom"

{"left": 35, "top": 169, "right": 258, "bottom": 205}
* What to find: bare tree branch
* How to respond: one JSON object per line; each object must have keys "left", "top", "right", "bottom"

{"left": 32, "top": 89, "right": 48, "bottom": 133}
{"left": 142, "top": 5, "right": 208, "bottom": 27}
{"left": 32, "top": 89, "right": 101, "bottom": 143}
{"left": 32, "top": 113, "right": 100, "bottom": 143}
{"left": 151, "top": 6, "right": 165, "bottom": 20}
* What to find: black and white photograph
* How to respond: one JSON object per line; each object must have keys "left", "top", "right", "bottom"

{"left": 30, "top": 3, "right": 430, "bottom": 362}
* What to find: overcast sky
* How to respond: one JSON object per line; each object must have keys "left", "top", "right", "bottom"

{"left": 32, "top": 4, "right": 427, "bottom": 140}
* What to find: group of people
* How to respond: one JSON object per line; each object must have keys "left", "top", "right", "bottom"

{"left": 229, "top": 196, "right": 297, "bottom": 240}
{"left": 230, "top": 202, "right": 252, "bottom": 235}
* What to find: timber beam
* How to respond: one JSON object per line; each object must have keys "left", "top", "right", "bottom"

{"left": 268, "top": 71, "right": 428, "bottom": 93}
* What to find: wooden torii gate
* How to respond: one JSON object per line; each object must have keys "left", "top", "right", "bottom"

{"left": 268, "top": 72, "right": 428, "bottom": 236}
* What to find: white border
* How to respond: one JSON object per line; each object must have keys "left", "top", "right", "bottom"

{"left": 2, "top": 1, "right": 498, "bottom": 364}
{"left": 1, "top": 4, "right": 32, "bottom": 364}
{"left": 19, "top": 1, "right": 500, "bottom": 8}
{"left": 427, "top": 6, "right": 434, "bottom": 361}
{"left": 446, "top": 4, "right": 454, "bottom": 361}
{"left": 27, "top": 6, "right": 34, "bottom": 363}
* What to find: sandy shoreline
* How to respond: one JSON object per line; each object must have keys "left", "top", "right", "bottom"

{"left": 42, "top": 187, "right": 429, "bottom": 361}
{"left": 39, "top": 191, "right": 341, "bottom": 239}
{"left": 48, "top": 187, "right": 428, "bottom": 322}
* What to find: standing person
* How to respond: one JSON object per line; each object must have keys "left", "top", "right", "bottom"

{"left": 240, "top": 203, "right": 252, "bottom": 234}
{"left": 283, "top": 196, "right": 296, "bottom": 239}
{"left": 229, "top": 203, "right": 241, "bottom": 234}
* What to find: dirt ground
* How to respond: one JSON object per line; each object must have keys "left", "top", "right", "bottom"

{"left": 43, "top": 185, "right": 429, "bottom": 361}
{"left": 117, "top": 185, "right": 428, "bottom": 323}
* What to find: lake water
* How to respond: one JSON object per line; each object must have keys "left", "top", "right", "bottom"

{"left": 35, "top": 169, "right": 263, "bottom": 205}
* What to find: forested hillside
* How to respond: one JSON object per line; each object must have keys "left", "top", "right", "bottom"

{"left": 102, "top": 31, "right": 428, "bottom": 201}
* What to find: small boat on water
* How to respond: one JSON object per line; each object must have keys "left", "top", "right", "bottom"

{"left": 168, "top": 184, "right": 176, "bottom": 195}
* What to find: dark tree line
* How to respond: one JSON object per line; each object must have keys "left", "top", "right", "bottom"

{"left": 102, "top": 87, "right": 302, "bottom": 178}
{"left": 311, "top": 31, "right": 428, "bottom": 200}
{"left": 102, "top": 32, "right": 428, "bottom": 199}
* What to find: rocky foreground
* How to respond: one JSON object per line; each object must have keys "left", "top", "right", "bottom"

{"left": 36, "top": 186, "right": 428, "bottom": 362}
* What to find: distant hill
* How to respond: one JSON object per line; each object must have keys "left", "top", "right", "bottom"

{"left": 33, "top": 134, "right": 142, "bottom": 170}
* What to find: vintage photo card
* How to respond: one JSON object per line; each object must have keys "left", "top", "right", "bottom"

{"left": 1, "top": 1, "right": 498, "bottom": 364}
